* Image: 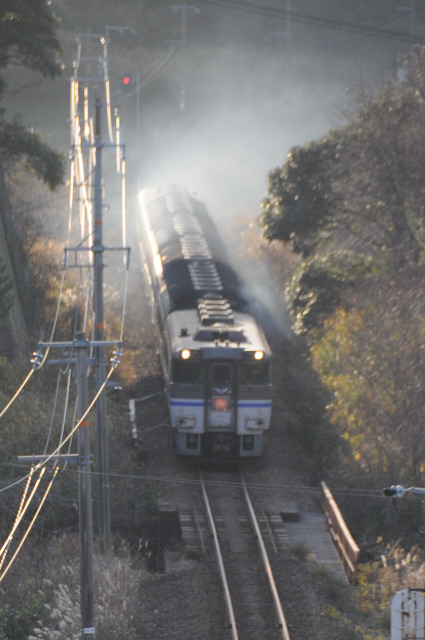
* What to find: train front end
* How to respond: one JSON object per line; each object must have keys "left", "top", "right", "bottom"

{"left": 167, "top": 306, "right": 272, "bottom": 458}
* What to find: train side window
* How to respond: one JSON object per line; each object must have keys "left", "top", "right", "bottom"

{"left": 240, "top": 362, "right": 269, "bottom": 386}
{"left": 171, "top": 361, "right": 204, "bottom": 384}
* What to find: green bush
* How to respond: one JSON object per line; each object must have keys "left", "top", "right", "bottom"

{"left": 0, "top": 580, "right": 44, "bottom": 640}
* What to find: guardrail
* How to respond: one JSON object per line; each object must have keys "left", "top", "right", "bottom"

{"left": 321, "top": 481, "right": 360, "bottom": 584}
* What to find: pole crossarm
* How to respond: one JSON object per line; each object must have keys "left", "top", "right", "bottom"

{"left": 17, "top": 454, "right": 86, "bottom": 465}
{"left": 63, "top": 246, "right": 131, "bottom": 268}
{"left": 37, "top": 339, "right": 123, "bottom": 350}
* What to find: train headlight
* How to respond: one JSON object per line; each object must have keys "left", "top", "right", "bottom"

{"left": 181, "top": 349, "right": 191, "bottom": 360}
{"left": 254, "top": 350, "right": 264, "bottom": 360}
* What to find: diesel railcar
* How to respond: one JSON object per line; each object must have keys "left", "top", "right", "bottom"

{"left": 138, "top": 184, "right": 272, "bottom": 458}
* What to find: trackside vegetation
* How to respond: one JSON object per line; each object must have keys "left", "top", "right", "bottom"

{"left": 256, "top": 46, "right": 425, "bottom": 637}
{"left": 260, "top": 46, "right": 425, "bottom": 493}
{"left": 0, "top": 0, "right": 64, "bottom": 189}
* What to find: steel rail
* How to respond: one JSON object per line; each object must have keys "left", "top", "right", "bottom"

{"left": 199, "top": 469, "right": 239, "bottom": 640}
{"left": 240, "top": 474, "right": 291, "bottom": 640}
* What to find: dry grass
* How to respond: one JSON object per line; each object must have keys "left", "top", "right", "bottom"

{"left": 9, "top": 534, "right": 149, "bottom": 640}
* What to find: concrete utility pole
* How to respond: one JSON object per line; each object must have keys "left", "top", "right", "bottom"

{"left": 408, "top": 0, "right": 415, "bottom": 45}
{"left": 172, "top": 4, "right": 200, "bottom": 113}
{"left": 19, "top": 334, "right": 123, "bottom": 638}
{"left": 76, "top": 332, "right": 95, "bottom": 639}
{"left": 271, "top": 0, "right": 291, "bottom": 107}
{"left": 18, "top": 332, "right": 97, "bottom": 639}
{"left": 66, "top": 93, "right": 130, "bottom": 555}
{"left": 93, "top": 101, "right": 111, "bottom": 556}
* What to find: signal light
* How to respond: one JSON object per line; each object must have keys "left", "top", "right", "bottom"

{"left": 122, "top": 75, "right": 130, "bottom": 86}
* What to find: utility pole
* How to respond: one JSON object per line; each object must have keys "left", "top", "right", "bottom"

{"left": 285, "top": 0, "right": 291, "bottom": 105}
{"left": 19, "top": 335, "right": 122, "bottom": 638}
{"left": 68, "top": 39, "right": 130, "bottom": 556}
{"left": 76, "top": 332, "right": 95, "bottom": 640}
{"left": 93, "top": 101, "right": 111, "bottom": 556}
{"left": 271, "top": 0, "right": 291, "bottom": 108}
{"left": 172, "top": 4, "right": 200, "bottom": 113}
{"left": 18, "top": 332, "right": 101, "bottom": 639}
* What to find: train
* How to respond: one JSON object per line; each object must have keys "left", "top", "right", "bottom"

{"left": 137, "top": 184, "right": 272, "bottom": 458}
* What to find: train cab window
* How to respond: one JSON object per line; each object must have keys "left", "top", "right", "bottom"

{"left": 171, "top": 360, "right": 204, "bottom": 384}
{"left": 213, "top": 364, "right": 231, "bottom": 394}
{"left": 240, "top": 362, "right": 270, "bottom": 386}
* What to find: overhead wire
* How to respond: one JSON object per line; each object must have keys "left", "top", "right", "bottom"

{"left": 33, "top": 363, "right": 118, "bottom": 472}
{"left": 195, "top": 0, "right": 424, "bottom": 45}
{"left": 0, "top": 467, "right": 46, "bottom": 567}
{"left": 56, "top": 466, "right": 387, "bottom": 501}
{"left": 42, "top": 372, "right": 62, "bottom": 455}
{"left": 303, "top": 11, "right": 417, "bottom": 46}
{"left": 138, "top": 46, "right": 179, "bottom": 89}
{"left": 0, "top": 459, "right": 405, "bottom": 501}
{"left": 119, "top": 268, "right": 129, "bottom": 342}
{"left": 0, "top": 369, "right": 35, "bottom": 421}
{"left": 0, "top": 359, "right": 118, "bottom": 496}
{"left": 56, "top": 368, "right": 73, "bottom": 466}
{"left": 0, "top": 466, "right": 59, "bottom": 584}
{"left": 0, "top": 467, "right": 34, "bottom": 572}
{"left": 63, "top": 389, "right": 78, "bottom": 471}
{"left": 101, "top": 37, "right": 114, "bottom": 143}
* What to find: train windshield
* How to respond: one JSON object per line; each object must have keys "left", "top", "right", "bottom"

{"left": 212, "top": 363, "right": 231, "bottom": 394}
{"left": 171, "top": 360, "right": 204, "bottom": 384}
{"left": 240, "top": 362, "right": 270, "bottom": 386}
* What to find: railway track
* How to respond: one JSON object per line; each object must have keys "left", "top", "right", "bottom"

{"left": 199, "top": 468, "right": 291, "bottom": 640}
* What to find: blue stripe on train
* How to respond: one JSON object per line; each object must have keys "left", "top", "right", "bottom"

{"left": 238, "top": 402, "right": 272, "bottom": 409}
{"left": 169, "top": 399, "right": 271, "bottom": 409}
{"left": 169, "top": 399, "right": 204, "bottom": 407}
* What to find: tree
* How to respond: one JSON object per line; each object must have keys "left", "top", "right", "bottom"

{"left": 311, "top": 272, "right": 425, "bottom": 486}
{"left": 259, "top": 132, "right": 345, "bottom": 257}
{"left": 261, "top": 52, "right": 425, "bottom": 271}
{"left": 260, "top": 48, "right": 425, "bottom": 337}
{"left": 0, "top": 0, "right": 64, "bottom": 189}
{"left": 332, "top": 81, "right": 425, "bottom": 269}
{"left": 286, "top": 250, "right": 376, "bottom": 336}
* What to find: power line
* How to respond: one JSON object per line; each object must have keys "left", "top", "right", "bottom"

{"left": 0, "top": 361, "right": 118, "bottom": 496}
{"left": 54, "top": 465, "right": 385, "bottom": 500}
{"left": 0, "top": 368, "right": 35, "bottom": 421}
{"left": 0, "top": 466, "right": 59, "bottom": 584}
{"left": 0, "top": 467, "right": 35, "bottom": 572}
{"left": 196, "top": 0, "right": 424, "bottom": 45}
{"left": 0, "top": 267, "right": 68, "bottom": 426}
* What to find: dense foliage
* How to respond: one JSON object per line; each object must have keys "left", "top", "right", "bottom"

{"left": 260, "top": 132, "right": 344, "bottom": 257}
{"left": 0, "top": 0, "right": 64, "bottom": 188}
{"left": 260, "top": 46, "right": 425, "bottom": 491}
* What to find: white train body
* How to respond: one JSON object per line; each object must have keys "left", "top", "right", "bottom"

{"left": 138, "top": 184, "right": 272, "bottom": 458}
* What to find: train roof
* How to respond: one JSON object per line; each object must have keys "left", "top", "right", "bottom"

{"left": 167, "top": 308, "right": 272, "bottom": 356}
{"left": 139, "top": 185, "right": 249, "bottom": 313}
